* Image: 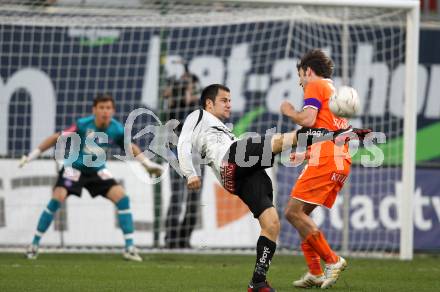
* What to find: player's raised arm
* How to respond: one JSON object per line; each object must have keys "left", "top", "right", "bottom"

{"left": 177, "top": 110, "right": 202, "bottom": 190}
{"left": 280, "top": 100, "right": 318, "bottom": 127}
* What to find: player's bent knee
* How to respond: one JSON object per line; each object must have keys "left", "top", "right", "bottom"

{"left": 272, "top": 219, "right": 281, "bottom": 236}
{"left": 284, "top": 206, "right": 292, "bottom": 220}
{"left": 106, "top": 185, "right": 125, "bottom": 203}
{"left": 263, "top": 218, "right": 280, "bottom": 238}
{"left": 284, "top": 207, "right": 300, "bottom": 225}
{"left": 52, "top": 187, "right": 67, "bottom": 203}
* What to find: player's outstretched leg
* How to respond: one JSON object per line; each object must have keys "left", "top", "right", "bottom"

{"left": 25, "top": 194, "right": 62, "bottom": 260}
{"left": 115, "top": 195, "right": 142, "bottom": 262}
{"left": 248, "top": 207, "right": 279, "bottom": 292}
{"left": 270, "top": 127, "right": 371, "bottom": 155}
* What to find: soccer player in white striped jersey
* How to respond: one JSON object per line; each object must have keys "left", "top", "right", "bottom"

{"left": 177, "top": 84, "right": 365, "bottom": 291}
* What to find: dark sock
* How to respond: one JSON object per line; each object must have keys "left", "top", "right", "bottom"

{"left": 252, "top": 236, "right": 276, "bottom": 283}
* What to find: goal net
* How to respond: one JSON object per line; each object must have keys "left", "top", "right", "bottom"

{"left": 0, "top": 0, "right": 418, "bottom": 258}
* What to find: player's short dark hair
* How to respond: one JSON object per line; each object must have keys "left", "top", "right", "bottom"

{"left": 93, "top": 93, "right": 115, "bottom": 108}
{"left": 297, "top": 49, "right": 334, "bottom": 78}
{"left": 200, "top": 84, "right": 230, "bottom": 109}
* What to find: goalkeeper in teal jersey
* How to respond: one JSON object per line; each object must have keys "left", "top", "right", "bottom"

{"left": 19, "top": 93, "right": 163, "bottom": 261}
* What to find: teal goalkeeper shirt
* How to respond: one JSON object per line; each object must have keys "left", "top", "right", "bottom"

{"left": 62, "top": 115, "right": 125, "bottom": 174}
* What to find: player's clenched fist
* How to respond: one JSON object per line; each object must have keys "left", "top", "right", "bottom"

{"left": 187, "top": 176, "right": 201, "bottom": 190}
{"left": 280, "top": 100, "right": 296, "bottom": 118}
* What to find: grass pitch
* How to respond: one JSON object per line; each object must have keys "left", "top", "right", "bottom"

{"left": 0, "top": 252, "right": 439, "bottom": 291}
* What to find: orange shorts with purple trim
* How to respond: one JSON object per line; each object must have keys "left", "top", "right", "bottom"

{"left": 290, "top": 156, "right": 351, "bottom": 208}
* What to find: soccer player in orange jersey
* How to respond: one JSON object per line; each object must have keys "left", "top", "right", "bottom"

{"left": 281, "top": 49, "right": 350, "bottom": 289}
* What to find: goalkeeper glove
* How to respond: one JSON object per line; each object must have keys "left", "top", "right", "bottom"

{"left": 19, "top": 148, "right": 41, "bottom": 168}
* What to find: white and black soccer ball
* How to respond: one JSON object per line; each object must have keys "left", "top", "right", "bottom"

{"left": 329, "top": 86, "right": 360, "bottom": 118}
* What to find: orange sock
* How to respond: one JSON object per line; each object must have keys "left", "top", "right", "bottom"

{"left": 301, "top": 241, "right": 323, "bottom": 276}
{"left": 305, "top": 230, "right": 338, "bottom": 264}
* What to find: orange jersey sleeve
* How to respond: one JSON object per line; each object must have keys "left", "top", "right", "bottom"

{"left": 303, "top": 79, "right": 348, "bottom": 131}
{"left": 303, "top": 79, "right": 350, "bottom": 159}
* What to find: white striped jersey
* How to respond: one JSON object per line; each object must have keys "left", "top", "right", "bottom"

{"left": 177, "top": 109, "right": 237, "bottom": 181}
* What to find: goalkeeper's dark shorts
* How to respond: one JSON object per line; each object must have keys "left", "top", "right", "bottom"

{"left": 54, "top": 166, "right": 119, "bottom": 198}
{"left": 220, "top": 135, "right": 275, "bottom": 218}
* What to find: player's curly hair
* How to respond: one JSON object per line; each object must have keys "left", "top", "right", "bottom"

{"left": 297, "top": 49, "right": 334, "bottom": 78}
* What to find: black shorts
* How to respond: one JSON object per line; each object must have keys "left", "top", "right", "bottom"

{"left": 220, "top": 135, "right": 275, "bottom": 218}
{"left": 54, "top": 167, "right": 119, "bottom": 198}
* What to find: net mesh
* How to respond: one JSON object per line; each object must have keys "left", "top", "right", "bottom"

{"left": 0, "top": 0, "right": 410, "bottom": 256}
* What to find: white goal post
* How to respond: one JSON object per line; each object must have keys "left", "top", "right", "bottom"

{"left": 0, "top": 0, "right": 419, "bottom": 260}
